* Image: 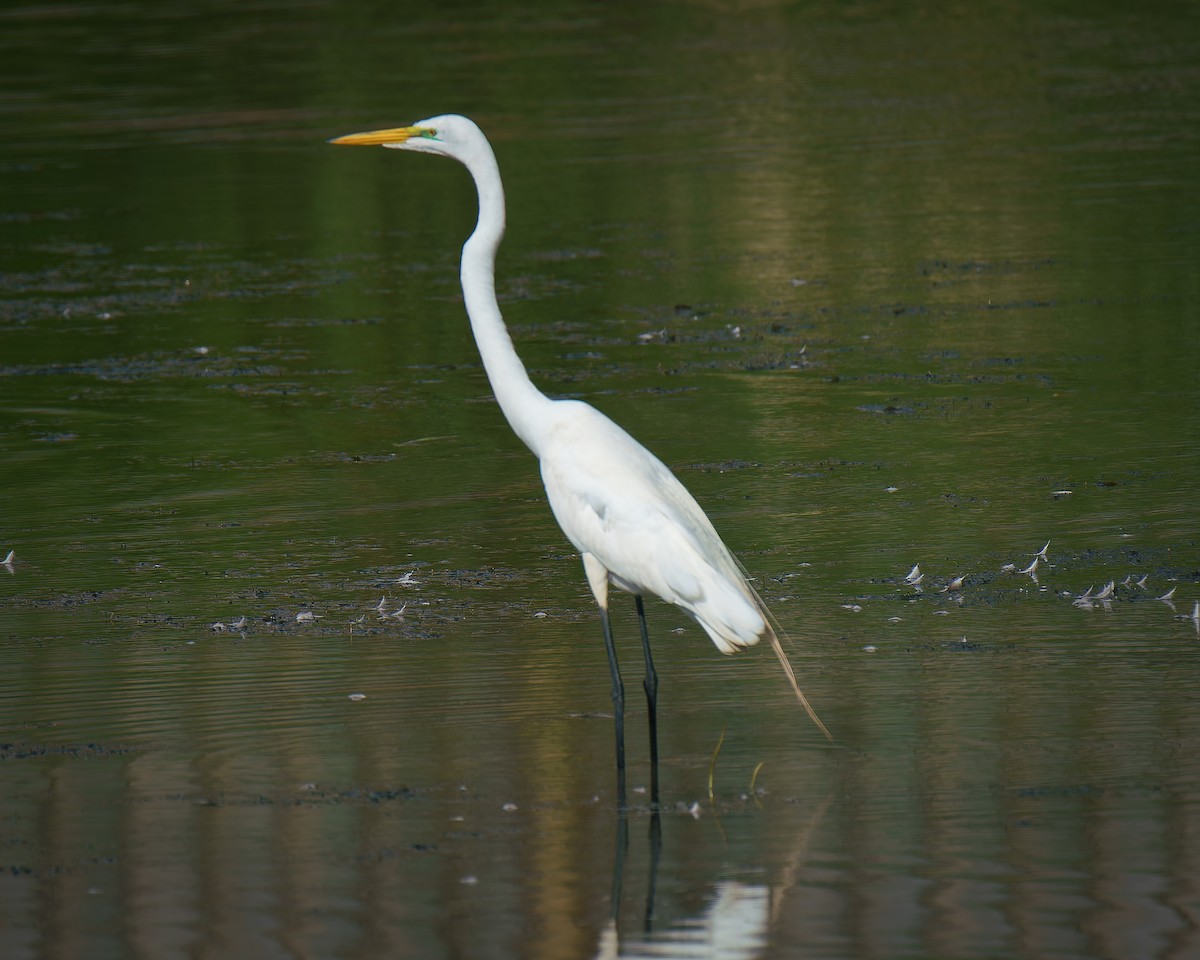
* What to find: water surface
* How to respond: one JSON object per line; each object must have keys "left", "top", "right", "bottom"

{"left": 3, "top": 2, "right": 1199, "bottom": 958}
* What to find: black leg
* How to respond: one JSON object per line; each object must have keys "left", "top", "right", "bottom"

{"left": 600, "top": 607, "right": 627, "bottom": 807}
{"left": 635, "top": 595, "right": 660, "bottom": 805}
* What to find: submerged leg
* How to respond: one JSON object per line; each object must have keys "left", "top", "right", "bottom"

{"left": 600, "top": 606, "right": 627, "bottom": 806}
{"left": 644, "top": 809, "right": 662, "bottom": 933}
{"left": 635, "top": 595, "right": 660, "bottom": 805}
{"left": 609, "top": 805, "right": 630, "bottom": 926}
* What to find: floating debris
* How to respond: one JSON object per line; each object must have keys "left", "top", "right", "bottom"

{"left": 1169, "top": 601, "right": 1200, "bottom": 630}
{"left": 841, "top": 603, "right": 862, "bottom": 613}
{"left": 372, "top": 596, "right": 406, "bottom": 620}
{"left": 296, "top": 611, "right": 320, "bottom": 623}
{"left": 348, "top": 692, "right": 366, "bottom": 701}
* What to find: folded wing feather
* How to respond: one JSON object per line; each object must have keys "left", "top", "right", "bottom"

{"left": 538, "top": 400, "right": 766, "bottom": 654}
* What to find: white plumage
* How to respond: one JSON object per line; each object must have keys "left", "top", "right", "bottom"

{"left": 537, "top": 399, "right": 766, "bottom": 654}
{"left": 330, "top": 115, "right": 830, "bottom": 792}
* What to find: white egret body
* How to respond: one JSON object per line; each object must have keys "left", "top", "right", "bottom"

{"left": 330, "top": 116, "right": 830, "bottom": 799}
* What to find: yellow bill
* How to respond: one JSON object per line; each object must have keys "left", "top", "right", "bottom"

{"left": 328, "top": 126, "right": 426, "bottom": 147}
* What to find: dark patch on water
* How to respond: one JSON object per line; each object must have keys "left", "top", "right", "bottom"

{"left": 692, "top": 459, "right": 762, "bottom": 473}
{"left": 179, "top": 785, "right": 419, "bottom": 808}
{"left": 0, "top": 741, "right": 133, "bottom": 760}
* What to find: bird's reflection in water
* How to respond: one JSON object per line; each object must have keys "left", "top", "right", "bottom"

{"left": 600, "top": 794, "right": 831, "bottom": 958}
{"left": 600, "top": 810, "right": 768, "bottom": 960}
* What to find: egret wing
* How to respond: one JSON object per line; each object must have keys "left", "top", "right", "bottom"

{"left": 539, "top": 401, "right": 765, "bottom": 651}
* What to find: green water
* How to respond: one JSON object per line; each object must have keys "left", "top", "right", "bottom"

{"left": 3, "top": 2, "right": 1199, "bottom": 958}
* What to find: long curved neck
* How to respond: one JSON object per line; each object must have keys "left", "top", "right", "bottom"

{"left": 460, "top": 144, "right": 554, "bottom": 456}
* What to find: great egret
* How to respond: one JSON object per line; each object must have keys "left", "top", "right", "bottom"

{"left": 330, "top": 115, "right": 831, "bottom": 802}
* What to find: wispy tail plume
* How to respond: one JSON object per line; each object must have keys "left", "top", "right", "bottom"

{"left": 734, "top": 559, "right": 832, "bottom": 740}
{"left": 766, "top": 621, "right": 833, "bottom": 741}
{"left": 746, "top": 578, "right": 832, "bottom": 741}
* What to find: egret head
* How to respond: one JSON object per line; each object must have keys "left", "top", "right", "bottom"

{"left": 328, "top": 114, "right": 485, "bottom": 162}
